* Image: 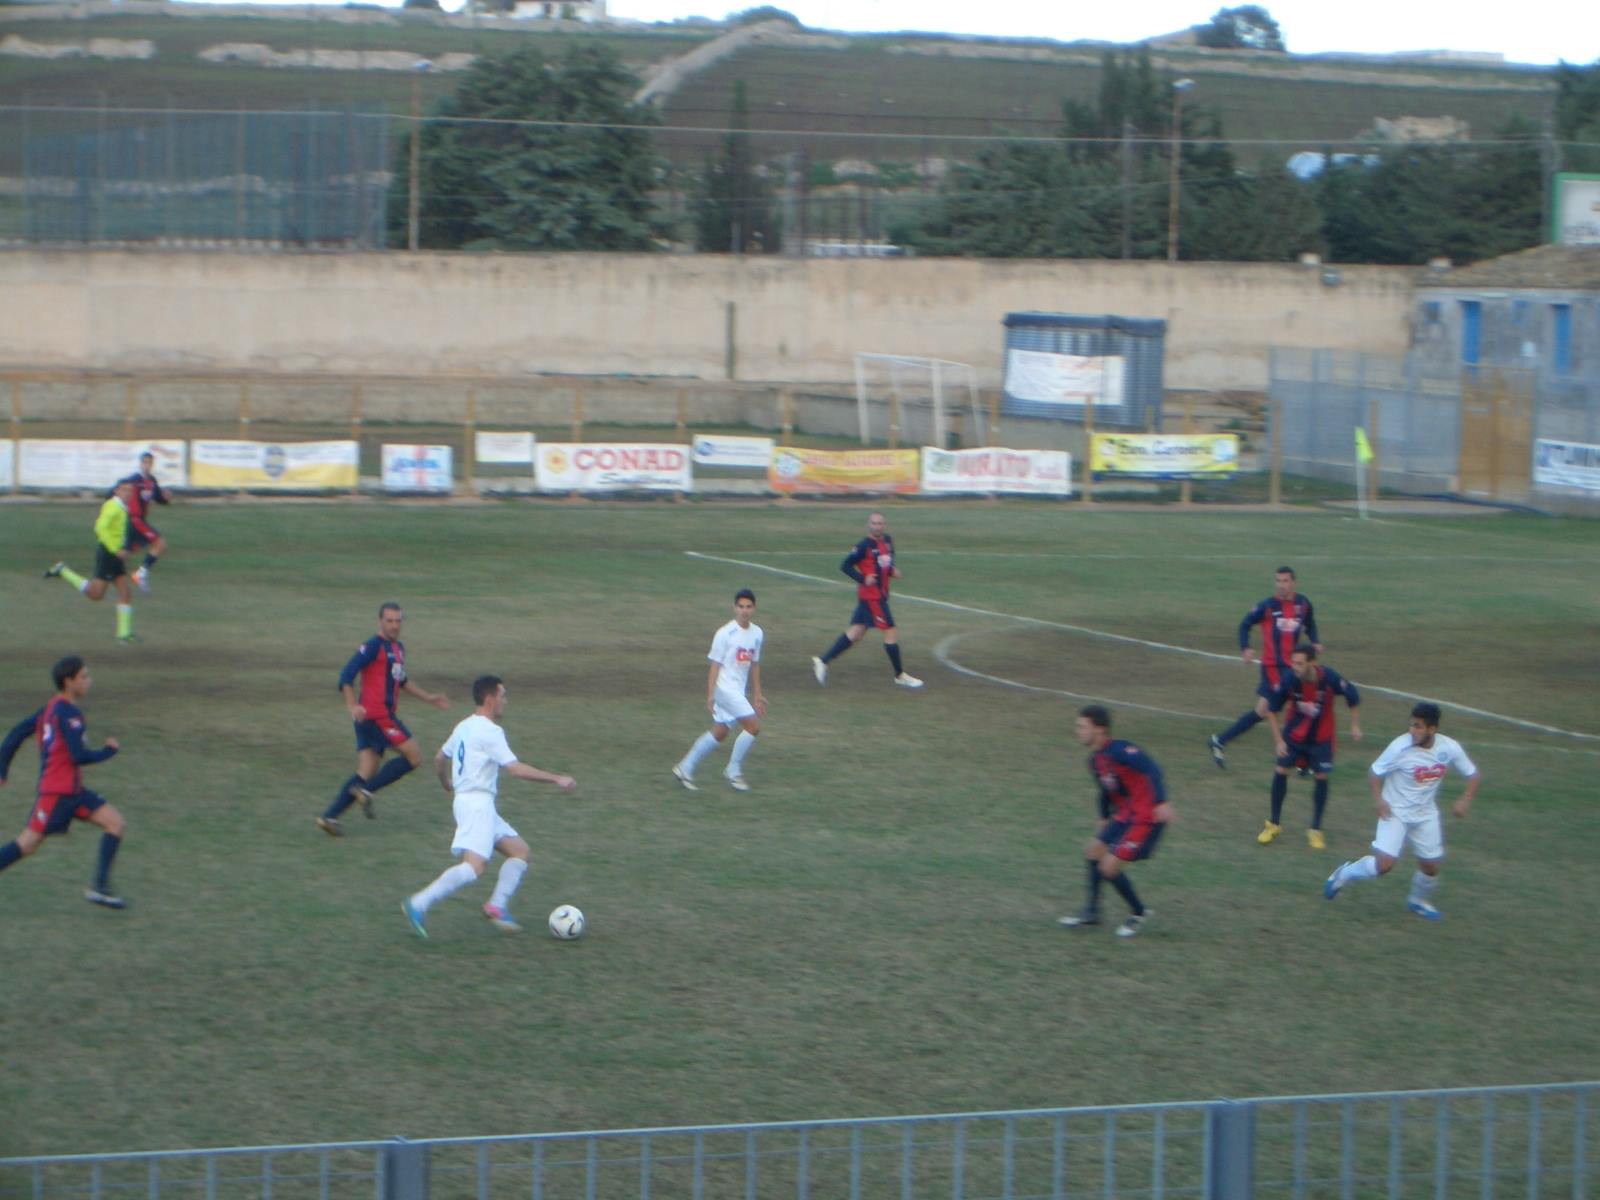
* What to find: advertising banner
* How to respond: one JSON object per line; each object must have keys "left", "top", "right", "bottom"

{"left": 1533, "top": 438, "right": 1600, "bottom": 491}
{"left": 920, "top": 447, "right": 1072, "bottom": 495}
{"left": 382, "top": 444, "right": 453, "bottom": 493}
{"left": 535, "top": 443, "right": 691, "bottom": 492}
{"left": 1090, "top": 433, "right": 1240, "bottom": 479}
{"left": 18, "top": 439, "right": 188, "bottom": 489}
{"left": 190, "top": 440, "right": 358, "bottom": 490}
{"left": 768, "top": 447, "right": 920, "bottom": 494}
{"left": 474, "top": 431, "right": 536, "bottom": 465}
{"left": 691, "top": 434, "right": 775, "bottom": 469}
{"left": 1004, "top": 349, "right": 1125, "bottom": 407}
{"left": 0, "top": 440, "right": 12, "bottom": 489}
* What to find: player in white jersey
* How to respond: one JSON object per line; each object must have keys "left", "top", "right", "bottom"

{"left": 1322, "top": 702, "right": 1480, "bottom": 920}
{"left": 673, "top": 589, "right": 767, "bottom": 793}
{"left": 400, "top": 674, "right": 576, "bottom": 938}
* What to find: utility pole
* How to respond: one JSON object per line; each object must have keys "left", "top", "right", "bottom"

{"left": 1166, "top": 78, "right": 1194, "bottom": 263}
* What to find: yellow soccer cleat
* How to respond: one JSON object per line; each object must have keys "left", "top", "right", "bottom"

{"left": 1256, "top": 820, "right": 1282, "bottom": 845}
{"left": 1307, "top": 828, "right": 1327, "bottom": 851}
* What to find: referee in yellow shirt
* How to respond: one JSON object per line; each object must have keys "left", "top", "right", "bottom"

{"left": 44, "top": 480, "right": 139, "bottom": 642}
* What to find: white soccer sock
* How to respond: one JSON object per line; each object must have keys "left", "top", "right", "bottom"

{"left": 1409, "top": 871, "right": 1438, "bottom": 900}
{"left": 411, "top": 861, "right": 479, "bottom": 914}
{"left": 1343, "top": 855, "right": 1380, "bottom": 882}
{"left": 727, "top": 730, "right": 757, "bottom": 774}
{"left": 489, "top": 858, "right": 528, "bottom": 911}
{"left": 680, "top": 731, "right": 720, "bottom": 774}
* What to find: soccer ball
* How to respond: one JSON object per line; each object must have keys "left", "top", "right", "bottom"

{"left": 548, "top": 904, "right": 585, "bottom": 940}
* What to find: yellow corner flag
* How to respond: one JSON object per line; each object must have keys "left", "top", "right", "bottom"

{"left": 1354, "top": 426, "right": 1375, "bottom": 465}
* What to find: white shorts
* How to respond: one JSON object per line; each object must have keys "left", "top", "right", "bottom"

{"left": 451, "top": 790, "right": 519, "bottom": 860}
{"left": 712, "top": 692, "right": 756, "bottom": 726}
{"left": 1372, "top": 812, "right": 1445, "bottom": 862}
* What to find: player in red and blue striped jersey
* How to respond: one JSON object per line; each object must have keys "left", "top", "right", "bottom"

{"left": 316, "top": 602, "right": 450, "bottom": 837}
{"left": 0, "top": 656, "right": 130, "bottom": 908}
{"left": 1058, "top": 706, "right": 1172, "bottom": 939}
{"left": 113, "top": 450, "right": 171, "bottom": 593}
{"left": 810, "top": 512, "right": 923, "bottom": 689}
{"left": 1208, "top": 566, "right": 1320, "bottom": 768}
{"left": 1260, "top": 646, "right": 1361, "bottom": 850}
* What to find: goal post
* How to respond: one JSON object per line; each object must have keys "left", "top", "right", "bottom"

{"left": 853, "top": 354, "right": 984, "bottom": 449}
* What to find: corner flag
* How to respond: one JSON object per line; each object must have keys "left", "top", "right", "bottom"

{"left": 1354, "top": 427, "right": 1375, "bottom": 465}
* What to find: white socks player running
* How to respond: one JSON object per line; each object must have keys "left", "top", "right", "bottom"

{"left": 488, "top": 858, "right": 527, "bottom": 912}
{"left": 679, "top": 730, "right": 759, "bottom": 779}
{"left": 410, "top": 862, "right": 478, "bottom": 915}
{"left": 728, "top": 730, "right": 757, "bottom": 776}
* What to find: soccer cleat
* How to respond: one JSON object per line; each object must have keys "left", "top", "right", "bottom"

{"left": 84, "top": 889, "right": 128, "bottom": 909}
{"left": 316, "top": 815, "right": 343, "bottom": 838}
{"left": 1057, "top": 908, "right": 1100, "bottom": 929}
{"left": 1307, "top": 828, "right": 1327, "bottom": 851}
{"left": 401, "top": 898, "right": 428, "bottom": 939}
{"left": 671, "top": 764, "right": 698, "bottom": 791}
{"left": 1208, "top": 735, "right": 1227, "bottom": 769}
{"left": 1257, "top": 820, "right": 1282, "bottom": 845}
{"left": 353, "top": 786, "right": 378, "bottom": 819}
{"left": 117, "top": 634, "right": 141, "bottom": 645}
{"left": 43, "top": 562, "right": 65, "bottom": 579}
{"left": 1407, "top": 898, "right": 1443, "bottom": 921}
{"left": 1116, "top": 911, "right": 1150, "bottom": 939}
{"left": 724, "top": 772, "right": 751, "bottom": 792}
{"left": 894, "top": 672, "right": 924, "bottom": 689}
{"left": 1323, "top": 864, "right": 1347, "bottom": 900}
{"left": 133, "top": 566, "right": 151, "bottom": 594}
{"left": 483, "top": 903, "right": 522, "bottom": 933}
{"left": 811, "top": 656, "right": 828, "bottom": 685}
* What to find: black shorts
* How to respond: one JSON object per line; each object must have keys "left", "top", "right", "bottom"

{"left": 1277, "top": 738, "right": 1334, "bottom": 774}
{"left": 850, "top": 597, "right": 894, "bottom": 631}
{"left": 1099, "top": 818, "right": 1164, "bottom": 862}
{"left": 129, "top": 523, "right": 161, "bottom": 548}
{"left": 94, "top": 546, "right": 128, "bottom": 582}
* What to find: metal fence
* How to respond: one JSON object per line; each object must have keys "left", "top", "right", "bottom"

{"left": 2, "top": 1082, "right": 1595, "bottom": 1200}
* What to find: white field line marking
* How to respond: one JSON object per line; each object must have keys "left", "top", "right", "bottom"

{"left": 686, "top": 551, "right": 1600, "bottom": 744}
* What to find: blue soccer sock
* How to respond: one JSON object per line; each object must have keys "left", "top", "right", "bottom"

{"left": 1311, "top": 778, "right": 1329, "bottom": 829}
{"left": 94, "top": 833, "right": 122, "bottom": 892}
{"left": 142, "top": 552, "right": 160, "bottom": 570}
{"left": 885, "top": 643, "right": 904, "bottom": 675}
{"left": 324, "top": 773, "right": 364, "bottom": 819}
{"left": 1109, "top": 871, "right": 1144, "bottom": 916}
{"left": 0, "top": 841, "right": 22, "bottom": 872}
{"left": 1269, "top": 772, "right": 1288, "bottom": 823}
{"left": 1216, "top": 709, "right": 1262, "bottom": 746}
{"left": 365, "top": 756, "right": 414, "bottom": 794}
{"left": 819, "top": 634, "right": 853, "bottom": 665}
{"left": 1085, "top": 860, "right": 1103, "bottom": 912}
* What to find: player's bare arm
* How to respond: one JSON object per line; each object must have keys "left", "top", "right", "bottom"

{"left": 1369, "top": 770, "right": 1392, "bottom": 819}
{"left": 1453, "top": 771, "right": 1481, "bottom": 818}
{"left": 341, "top": 682, "right": 367, "bottom": 723}
{"left": 433, "top": 750, "right": 453, "bottom": 793}
{"left": 402, "top": 679, "right": 450, "bottom": 710}
{"left": 705, "top": 662, "right": 722, "bottom": 714}
{"left": 750, "top": 662, "right": 767, "bottom": 716}
{"left": 1152, "top": 801, "right": 1174, "bottom": 823}
{"left": 505, "top": 761, "right": 576, "bottom": 791}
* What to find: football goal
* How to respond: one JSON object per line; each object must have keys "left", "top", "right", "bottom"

{"left": 853, "top": 354, "right": 984, "bottom": 449}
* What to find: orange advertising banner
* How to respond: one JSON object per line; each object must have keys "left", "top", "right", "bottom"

{"left": 768, "top": 447, "right": 920, "bottom": 494}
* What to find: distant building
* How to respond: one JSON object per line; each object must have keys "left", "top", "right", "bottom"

{"left": 506, "top": 0, "right": 607, "bottom": 21}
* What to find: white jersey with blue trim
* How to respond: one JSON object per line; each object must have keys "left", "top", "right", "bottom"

{"left": 440, "top": 713, "right": 518, "bottom": 799}
{"left": 1369, "top": 732, "right": 1476, "bottom": 820}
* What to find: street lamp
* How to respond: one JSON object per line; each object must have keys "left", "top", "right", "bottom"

{"left": 1166, "top": 78, "right": 1194, "bottom": 263}
{"left": 407, "top": 58, "right": 435, "bottom": 252}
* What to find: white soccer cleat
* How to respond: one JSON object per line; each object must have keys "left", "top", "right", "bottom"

{"left": 894, "top": 672, "right": 924, "bottom": 689}
{"left": 811, "top": 656, "right": 827, "bottom": 685}
{"left": 133, "top": 566, "right": 151, "bottom": 594}
{"left": 724, "top": 773, "right": 751, "bottom": 793}
{"left": 672, "top": 764, "right": 698, "bottom": 791}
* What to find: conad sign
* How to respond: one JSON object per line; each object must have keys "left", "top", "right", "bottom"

{"left": 535, "top": 444, "right": 692, "bottom": 492}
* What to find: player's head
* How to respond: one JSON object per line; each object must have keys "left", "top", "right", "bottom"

{"left": 377, "top": 602, "right": 404, "bottom": 639}
{"left": 733, "top": 588, "right": 756, "bottom": 625}
{"left": 1075, "top": 704, "right": 1111, "bottom": 747}
{"left": 138, "top": 451, "right": 155, "bottom": 470}
{"left": 1274, "top": 566, "right": 1296, "bottom": 597}
{"left": 112, "top": 480, "right": 135, "bottom": 503}
{"left": 867, "top": 512, "right": 886, "bottom": 536}
{"left": 472, "top": 674, "right": 506, "bottom": 716}
{"left": 1290, "top": 645, "right": 1318, "bottom": 676}
{"left": 1409, "top": 702, "right": 1442, "bottom": 744}
{"left": 52, "top": 655, "right": 89, "bottom": 697}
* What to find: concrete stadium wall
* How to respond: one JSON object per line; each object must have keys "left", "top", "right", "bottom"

{"left": 0, "top": 250, "right": 1419, "bottom": 392}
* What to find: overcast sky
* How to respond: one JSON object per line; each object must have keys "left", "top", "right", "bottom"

{"left": 597, "top": 0, "right": 1597, "bottom": 66}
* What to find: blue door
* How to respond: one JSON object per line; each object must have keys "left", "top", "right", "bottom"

{"left": 1460, "top": 300, "right": 1481, "bottom": 367}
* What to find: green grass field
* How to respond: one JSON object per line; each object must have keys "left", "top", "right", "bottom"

{"left": 0, "top": 500, "right": 1596, "bottom": 1159}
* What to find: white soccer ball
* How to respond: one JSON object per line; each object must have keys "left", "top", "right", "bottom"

{"left": 548, "top": 904, "right": 586, "bottom": 940}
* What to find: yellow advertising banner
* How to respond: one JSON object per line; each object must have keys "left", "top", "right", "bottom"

{"left": 190, "top": 440, "right": 359, "bottom": 490}
{"left": 769, "top": 447, "right": 920, "bottom": 494}
{"left": 1090, "top": 433, "right": 1240, "bottom": 479}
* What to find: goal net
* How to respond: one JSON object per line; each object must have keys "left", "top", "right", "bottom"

{"left": 853, "top": 354, "right": 984, "bottom": 449}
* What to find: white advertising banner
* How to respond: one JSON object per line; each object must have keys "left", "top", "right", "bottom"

{"left": 1533, "top": 438, "right": 1600, "bottom": 491}
{"left": 920, "top": 447, "right": 1072, "bottom": 495}
{"left": 691, "top": 434, "right": 775, "bottom": 468}
{"left": 18, "top": 439, "right": 188, "bottom": 489}
{"left": 1005, "top": 349, "right": 1125, "bottom": 407}
{"left": 474, "top": 431, "right": 536, "bottom": 464}
{"left": 1554, "top": 175, "right": 1600, "bottom": 245}
{"left": 0, "top": 440, "right": 12, "bottom": 489}
{"left": 536, "top": 443, "right": 691, "bottom": 492}
{"left": 190, "top": 440, "right": 358, "bottom": 490}
{"left": 382, "top": 444, "right": 454, "bottom": 493}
